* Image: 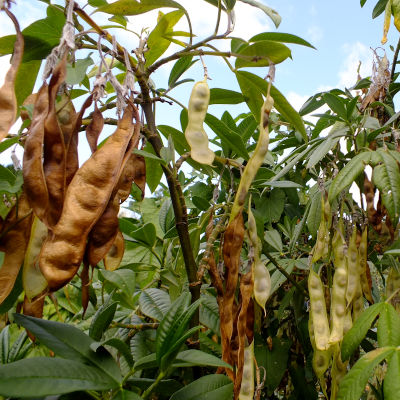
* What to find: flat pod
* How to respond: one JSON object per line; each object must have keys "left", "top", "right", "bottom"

{"left": 23, "top": 83, "right": 50, "bottom": 224}
{"left": 0, "top": 193, "right": 33, "bottom": 305}
{"left": 22, "top": 216, "right": 48, "bottom": 301}
{"left": 39, "top": 105, "right": 136, "bottom": 291}
{"left": 0, "top": 10, "right": 24, "bottom": 142}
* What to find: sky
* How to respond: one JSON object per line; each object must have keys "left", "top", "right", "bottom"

{"left": 0, "top": 0, "right": 397, "bottom": 166}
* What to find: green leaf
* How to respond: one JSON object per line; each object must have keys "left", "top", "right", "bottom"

{"left": 66, "top": 55, "right": 94, "bottom": 85}
{"left": 236, "top": 71, "right": 307, "bottom": 141}
{"left": 341, "top": 303, "right": 385, "bottom": 361}
{"left": 199, "top": 295, "right": 220, "bottom": 334}
{"left": 99, "top": 269, "right": 136, "bottom": 303}
{"left": 260, "top": 180, "right": 303, "bottom": 188}
{"left": 209, "top": 88, "right": 245, "bottom": 105}
{"left": 168, "top": 56, "right": 196, "bottom": 88}
{"left": 90, "top": 338, "right": 134, "bottom": 368}
{"left": 373, "top": 149, "right": 400, "bottom": 223}
{"left": 0, "top": 326, "right": 9, "bottom": 364}
{"left": 145, "top": 10, "right": 185, "bottom": 66}
{"left": 13, "top": 314, "right": 122, "bottom": 383}
{"left": 133, "top": 148, "right": 165, "bottom": 163}
{"left": 15, "top": 60, "right": 41, "bottom": 107}
{"left": 113, "top": 390, "right": 143, "bottom": 400}
{"left": 130, "top": 223, "right": 157, "bottom": 247}
{"left": 270, "top": 260, "right": 295, "bottom": 295}
{"left": 0, "top": 357, "right": 118, "bottom": 397}
{"left": 237, "top": 0, "right": 281, "bottom": 28}
{"left": 173, "top": 350, "right": 232, "bottom": 369}
{"left": 337, "top": 347, "right": 395, "bottom": 400}
{"left": 384, "top": 349, "right": 400, "bottom": 400}
{"left": 127, "top": 378, "right": 182, "bottom": 396}
{"left": 323, "top": 93, "right": 347, "bottom": 120}
{"left": 97, "top": 0, "right": 186, "bottom": 15}
{"left": 328, "top": 152, "right": 372, "bottom": 203}
{"left": 7, "top": 331, "right": 28, "bottom": 363}
{"left": 254, "top": 188, "right": 285, "bottom": 223}
{"left": 205, "top": 113, "right": 249, "bottom": 159}
{"left": 143, "top": 142, "right": 163, "bottom": 193}
{"left": 89, "top": 302, "right": 118, "bottom": 341}
{"left": 299, "top": 92, "right": 325, "bottom": 116}
{"left": 88, "top": 0, "right": 108, "bottom": 6}
{"left": 378, "top": 303, "right": 400, "bottom": 347}
{"left": 235, "top": 40, "right": 291, "bottom": 69}
{"left": 139, "top": 288, "right": 171, "bottom": 321}
{"left": 170, "top": 374, "right": 233, "bottom": 400}
{"left": 372, "top": 0, "right": 389, "bottom": 18}
{"left": 264, "top": 229, "right": 283, "bottom": 252}
{"left": 249, "top": 32, "right": 316, "bottom": 49}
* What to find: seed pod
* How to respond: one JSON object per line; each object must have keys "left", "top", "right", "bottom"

{"left": 329, "top": 220, "right": 348, "bottom": 345}
{"left": 81, "top": 260, "right": 90, "bottom": 316}
{"left": 23, "top": 293, "right": 46, "bottom": 341}
{"left": 234, "top": 270, "right": 254, "bottom": 399}
{"left": 39, "top": 105, "right": 136, "bottom": 291}
{"left": 359, "top": 227, "right": 373, "bottom": 303}
{"left": 330, "top": 343, "right": 349, "bottom": 400}
{"left": 312, "top": 194, "right": 331, "bottom": 263}
{"left": 352, "top": 279, "right": 364, "bottom": 321}
{"left": 185, "top": 78, "right": 214, "bottom": 165}
{"left": 85, "top": 103, "right": 104, "bottom": 154}
{"left": 343, "top": 308, "right": 353, "bottom": 335}
{"left": 43, "top": 55, "right": 68, "bottom": 227}
{"left": 231, "top": 96, "right": 273, "bottom": 221}
{"left": 0, "top": 9, "right": 24, "bottom": 142}
{"left": 0, "top": 193, "right": 33, "bottom": 305}
{"left": 238, "top": 341, "right": 254, "bottom": 400}
{"left": 386, "top": 266, "right": 400, "bottom": 311}
{"left": 23, "top": 83, "right": 50, "bottom": 224}
{"left": 346, "top": 226, "right": 359, "bottom": 306}
{"left": 308, "top": 269, "right": 330, "bottom": 350}
{"left": 104, "top": 230, "right": 125, "bottom": 271}
{"left": 221, "top": 213, "right": 245, "bottom": 377}
{"left": 22, "top": 216, "right": 48, "bottom": 301}
{"left": 253, "top": 259, "right": 271, "bottom": 315}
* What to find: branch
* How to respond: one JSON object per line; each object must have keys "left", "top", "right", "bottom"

{"left": 391, "top": 36, "right": 400, "bottom": 82}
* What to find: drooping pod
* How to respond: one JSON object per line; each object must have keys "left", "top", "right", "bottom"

{"left": 312, "top": 194, "right": 331, "bottom": 263}
{"left": 346, "top": 226, "right": 359, "bottom": 306}
{"left": 308, "top": 269, "right": 330, "bottom": 351}
{"left": 358, "top": 227, "right": 373, "bottom": 303}
{"left": 238, "top": 340, "right": 254, "bottom": 400}
{"left": 0, "top": 9, "right": 24, "bottom": 142}
{"left": 329, "top": 219, "right": 348, "bottom": 345}
{"left": 386, "top": 266, "right": 400, "bottom": 311}
{"left": 184, "top": 78, "right": 214, "bottom": 165}
{"left": 39, "top": 104, "right": 137, "bottom": 291}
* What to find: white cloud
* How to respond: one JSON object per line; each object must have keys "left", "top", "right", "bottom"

{"left": 307, "top": 25, "right": 323, "bottom": 44}
{"left": 338, "top": 41, "right": 372, "bottom": 88}
{"left": 309, "top": 5, "right": 318, "bottom": 17}
{"left": 286, "top": 91, "right": 308, "bottom": 112}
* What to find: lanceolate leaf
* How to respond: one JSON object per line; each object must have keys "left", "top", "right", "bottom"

{"left": 0, "top": 357, "right": 119, "bottom": 397}
{"left": 237, "top": 0, "right": 281, "bottom": 28}
{"left": 173, "top": 349, "right": 232, "bottom": 369}
{"left": 168, "top": 56, "right": 196, "bottom": 88}
{"left": 341, "top": 302, "right": 384, "bottom": 361}
{"left": 209, "top": 88, "right": 245, "bottom": 105}
{"left": 337, "top": 347, "right": 395, "bottom": 400}
{"left": 89, "top": 302, "right": 118, "bottom": 341}
{"left": 170, "top": 374, "right": 233, "bottom": 400}
{"left": 384, "top": 349, "right": 400, "bottom": 400}
{"left": 328, "top": 151, "right": 372, "bottom": 203}
{"left": 377, "top": 303, "right": 400, "bottom": 347}
{"left": 249, "top": 32, "right": 316, "bottom": 49}
{"left": 235, "top": 71, "right": 307, "bottom": 141}
{"left": 139, "top": 288, "right": 171, "bottom": 321}
{"left": 373, "top": 149, "right": 400, "bottom": 223}
{"left": 96, "top": 0, "right": 185, "bottom": 15}
{"left": 13, "top": 314, "right": 121, "bottom": 383}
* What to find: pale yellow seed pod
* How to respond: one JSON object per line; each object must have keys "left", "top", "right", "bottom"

{"left": 185, "top": 79, "right": 214, "bottom": 165}
{"left": 239, "top": 341, "right": 254, "bottom": 400}
{"left": 308, "top": 269, "right": 330, "bottom": 350}
{"left": 22, "top": 217, "right": 48, "bottom": 300}
{"left": 253, "top": 258, "right": 271, "bottom": 314}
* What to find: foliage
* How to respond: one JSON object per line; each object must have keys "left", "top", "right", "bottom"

{"left": 0, "top": 0, "right": 400, "bottom": 399}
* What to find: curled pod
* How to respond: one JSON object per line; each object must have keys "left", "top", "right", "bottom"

{"left": 23, "top": 83, "right": 50, "bottom": 224}
{"left": 184, "top": 78, "right": 214, "bottom": 165}
{"left": 0, "top": 193, "right": 33, "bottom": 305}
{"left": 22, "top": 216, "right": 48, "bottom": 301}
{"left": 39, "top": 105, "right": 136, "bottom": 291}
{"left": 85, "top": 102, "right": 104, "bottom": 154}
{"left": 308, "top": 269, "right": 330, "bottom": 351}
{"left": 238, "top": 341, "right": 254, "bottom": 400}
{"left": 253, "top": 258, "right": 271, "bottom": 315}
{"left": 346, "top": 226, "right": 359, "bottom": 306}
{"left": 329, "top": 220, "right": 348, "bottom": 345}
{"left": 0, "top": 9, "right": 24, "bottom": 142}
